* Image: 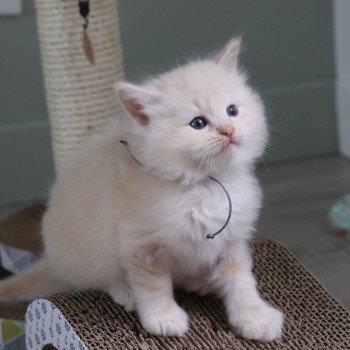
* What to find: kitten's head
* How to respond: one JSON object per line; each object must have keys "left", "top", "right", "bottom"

{"left": 116, "top": 38, "right": 268, "bottom": 183}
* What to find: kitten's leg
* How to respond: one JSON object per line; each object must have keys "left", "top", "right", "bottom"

{"left": 109, "top": 280, "right": 135, "bottom": 312}
{"left": 127, "top": 252, "right": 188, "bottom": 337}
{"left": 212, "top": 241, "right": 284, "bottom": 342}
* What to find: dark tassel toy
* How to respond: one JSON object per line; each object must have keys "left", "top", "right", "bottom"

{"left": 78, "top": 0, "right": 95, "bottom": 64}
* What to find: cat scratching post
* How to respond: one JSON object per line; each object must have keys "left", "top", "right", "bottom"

{"left": 35, "top": 0, "right": 124, "bottom": 174}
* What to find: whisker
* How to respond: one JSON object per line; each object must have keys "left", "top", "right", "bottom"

{"left": 259, "top": 156, "right": 268, "bottom": 172}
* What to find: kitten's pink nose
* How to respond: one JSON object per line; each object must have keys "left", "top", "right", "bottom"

{"left": 218, "top": 125, "right": 235, "bottom": 138}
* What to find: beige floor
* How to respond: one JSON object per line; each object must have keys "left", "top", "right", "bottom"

{"left": 1, "top": 155, "right": 349, "bottom": 309}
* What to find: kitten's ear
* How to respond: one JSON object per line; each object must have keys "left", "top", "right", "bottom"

{"left": 115, "top": 82, "right": 159, "bottom": 126}
{"left": 214, "top": 37, "right": 241, "bottom": 71}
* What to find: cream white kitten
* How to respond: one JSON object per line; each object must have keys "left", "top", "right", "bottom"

{"left": 0, "top": 38, "right": 284, "bottom": 341}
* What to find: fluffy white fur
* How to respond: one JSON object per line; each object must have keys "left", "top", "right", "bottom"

{"left": 0, "top": 38, "right": 284, "bottom": 341}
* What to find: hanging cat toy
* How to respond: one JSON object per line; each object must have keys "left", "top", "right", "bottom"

{"left": 78, "top": 0, "right": 95, "bottom": 64}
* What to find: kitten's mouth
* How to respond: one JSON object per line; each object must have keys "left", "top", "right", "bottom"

{"left": 222, "top": 138, "right": 238, "bottom": 151}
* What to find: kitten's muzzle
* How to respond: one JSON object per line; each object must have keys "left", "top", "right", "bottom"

{"left": 218, "top": 125, "right": 238, "bottom": 148}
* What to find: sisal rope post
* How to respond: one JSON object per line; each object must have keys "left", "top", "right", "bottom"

{"left": 34, "top": 0, "right": 124, "bottom": 175}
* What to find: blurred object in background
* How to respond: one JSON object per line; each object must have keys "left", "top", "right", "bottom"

{"left": 329, "top": 192, "right": 350, "bottom": 237}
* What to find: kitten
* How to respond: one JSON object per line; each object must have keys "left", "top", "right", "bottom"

{"left": 0, "top": 38, "right": 284, "bottom": 341}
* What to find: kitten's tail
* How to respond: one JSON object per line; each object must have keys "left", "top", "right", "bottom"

{"left": 0, "top": 259, "right": 69, "bottom": 302}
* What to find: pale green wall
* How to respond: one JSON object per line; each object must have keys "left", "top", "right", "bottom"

{"left": 0, "top": 0, "right": 54, "bottom": 204}
{"left": 0, "top": 0, "right": 336, "bottom": 203}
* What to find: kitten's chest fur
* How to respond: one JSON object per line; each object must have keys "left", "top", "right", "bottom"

{"left": 135, "top": 173, "right": 260, "bottom": 276}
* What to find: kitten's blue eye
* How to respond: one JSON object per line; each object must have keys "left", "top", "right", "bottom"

{"left": 190, "top": 117, "right": 207, "bottom": 130}
{"left": 226, "top": 104, "right": 239, "bottom": 117}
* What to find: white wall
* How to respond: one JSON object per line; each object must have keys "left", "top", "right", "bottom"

{"left": 334, "top": 0, "right": 350, "bottom": 158}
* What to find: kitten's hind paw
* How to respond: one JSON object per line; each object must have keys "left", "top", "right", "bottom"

{"left": 140, "top": 302, "right": 189, "bottom": 337}
{"left": 230, "top": 302, "right": 284, "bottom": 342}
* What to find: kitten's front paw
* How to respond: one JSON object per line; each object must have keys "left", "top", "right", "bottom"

{"left": 140, "top": 302, "right": 189, "bottom": 337}
{"left": 230, "top": 302, "right": 284, "bottom": 342}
